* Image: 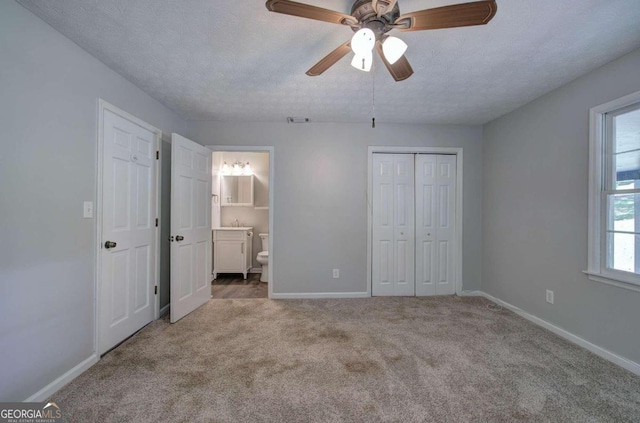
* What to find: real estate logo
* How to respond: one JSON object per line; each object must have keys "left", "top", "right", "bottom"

{"left": 0, "top": 402, "right": 62, "bottom": 423}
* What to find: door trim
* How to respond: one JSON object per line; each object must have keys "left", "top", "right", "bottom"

{"left": 206, "top": 145, "right": 275, "bottom": 299}
{"left": 367, "top": 146, "right": 464, "bottom": 296}
{"left": 95, "top": 99, "right": 162, "bottom": 355}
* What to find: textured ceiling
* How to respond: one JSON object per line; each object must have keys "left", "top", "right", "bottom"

{"left": 17, "top": 0, "right": 640, "bottom": 124}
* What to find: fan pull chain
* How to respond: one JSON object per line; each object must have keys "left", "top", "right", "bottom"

{"left": 372, "top": 63, "right": 376, "bottom": 129}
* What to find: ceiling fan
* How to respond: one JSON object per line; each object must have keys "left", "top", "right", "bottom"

{"left": 265, "top": 0, "right": 497, "bottom": 81}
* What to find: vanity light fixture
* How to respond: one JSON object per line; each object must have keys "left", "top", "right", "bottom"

{"left": 232, "top": 162, "right": 242, "bottom": 175}
{"left": 221, "top": 161, "right": 253, "bottom": 176}
{"left": 243, "top": 162, "right": 253, "bottom": 175}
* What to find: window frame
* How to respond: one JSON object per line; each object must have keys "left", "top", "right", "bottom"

{"left": 586, "top": 90, "right": 640, "bottom": 292}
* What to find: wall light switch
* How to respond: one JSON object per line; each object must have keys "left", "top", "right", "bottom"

{"left": 83, "top": 201, "right": 94, "bottom": 218}
{"left": 333, "top": 269, "right": 339, "bottom": 279}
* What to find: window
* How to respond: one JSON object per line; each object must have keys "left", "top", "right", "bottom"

{"left": 587, "top": 91, "right": 640, "bottom": 291}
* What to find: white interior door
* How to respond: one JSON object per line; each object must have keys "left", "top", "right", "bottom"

{"left": 416, "top": 154, "right": 456, "bottom": 296}
{"left": 100, "top": 108, "right": 157, "bottom": 354}
{"left": 372, "top": 153, "right": 415, "bottom": 296}
{"left": 170, "top": 134, "right": 212, "bottom": 323}
{"left": 211, "top": 152, "right": 221, "bottom": 229}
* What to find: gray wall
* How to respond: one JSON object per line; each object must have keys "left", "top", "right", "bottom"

{"left": 187, "top": 122, "right": 484, "bottom": 295}
{"left": 0, "top": 1, "right": 185, "bottom": 401}
{"left": 483, "top": 48, "right": 640, "bottom": 364}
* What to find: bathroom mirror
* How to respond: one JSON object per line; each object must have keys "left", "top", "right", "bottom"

{"left": 221, "top": 175, "right": 254, "bottom": 207}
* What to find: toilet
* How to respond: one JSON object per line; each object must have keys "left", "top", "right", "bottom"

{"left": 256, "top": 233, "right": 269, "bottom": 282}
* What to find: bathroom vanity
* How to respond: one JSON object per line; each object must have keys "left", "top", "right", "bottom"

{"left": 212, "top": 227, "right": 253, "bottom": 279}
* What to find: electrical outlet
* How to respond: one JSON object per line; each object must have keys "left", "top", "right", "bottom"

{"left": 546, "top": 290, "right": 554, "bottom": 304}
{"left": 332, "top": 269, "right": 339, "bottom": 279}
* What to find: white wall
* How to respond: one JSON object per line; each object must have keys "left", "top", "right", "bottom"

{"left": 216, "top": 152, "right": 270, "bottom": 269}
{"left": 483, "top": 48, "right": 640, "bottom": 364}
{"left": 0, "top": 1, "right": 186, "bottom": 401}
{"left": 187, "top": 122, "right": 483, "bottom": 295}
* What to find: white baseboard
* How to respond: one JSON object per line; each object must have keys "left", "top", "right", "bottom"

{"left": 25, "top": 354, "right": 99, "bottom": 402}
{"left": 271, "top": 292, "right": 369, "bottom": 299}
{"left": 159, "top": 304, "right": 170, "bottom": 318}
{"left": 471, "top": 291, "right": 640, "bottom": 376}
{"left": 249, "top": 268, "right": 262, "bottom": 273}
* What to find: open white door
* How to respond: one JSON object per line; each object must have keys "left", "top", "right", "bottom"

{"left": 170, "top": 134, "right": 212, "bottom": 323}
{"left": 99, "top": 106, "right": 158, "bottom": 354}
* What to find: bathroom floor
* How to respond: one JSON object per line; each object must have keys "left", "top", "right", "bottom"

{"left": 211, "top": 273, "right": 268, "bottom": 299}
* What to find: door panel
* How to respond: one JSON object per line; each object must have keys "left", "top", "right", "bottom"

{"left": 178, "top": 244, "right": 193, "bottom": 299}
{"left": 372, "top": 154, "right": 415, "bottom": 296}
{"left": 110, "top": 251, "right": 128, "bottom": 324}
{"left": 372, "top": 155, "right": 395, "bottom": 296}
{"left": 435, "top": 155, "right": 456, "bottom": 295}
{"left": 415, "top": 155, "right": 437, "bottom": 296}
{"left": 393, "top": 156, "right": 415, "bottom": 296}
{"left": 379, "top": 241, "right": 391, "bottom": 284}
{"left": 100, "top": 109, "right": 157, "bottom": 354}
{"left": 414, "top": 154, "right": 456, "bottom": 296}
{"left": 134, "top": 245, "right": 150, "bottom": 311}
{"left": 421, "top": 241, "right": 433, "bottom": 285}
{"left": 170, "top": 134, "right": 212, "bottom": 323}
{"left": 195, "top": 241, "right": 208, "bottom": 290}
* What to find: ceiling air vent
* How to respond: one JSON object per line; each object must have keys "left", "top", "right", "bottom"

{"left": 286, "top": 117, "right": 310, "bottom": 123}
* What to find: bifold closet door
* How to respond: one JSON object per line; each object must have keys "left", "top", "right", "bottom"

{"left": 372, "top": 154, "right": 415, "bottom": 296}
{"left": 415, "top": 154, "right": 456, "bottom": 296}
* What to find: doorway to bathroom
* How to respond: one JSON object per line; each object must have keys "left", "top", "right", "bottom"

{"left": 209, "top": 147, "right": 274, "bottom": 299}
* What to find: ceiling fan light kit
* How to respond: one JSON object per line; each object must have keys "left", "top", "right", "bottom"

{"left": 351, "top": 28, "right": 375, "bottom": 55}
{"left": 382, "top": 36, "right": 407, "bottom": 65}
{"left": 351, "top": 51, "right": 373, "bottom": 71}
{"left": 350, "top": 28, "right": 376, "bottom": 71}
{"left": 265, "top": 0, "right": 498, "bottom": 81}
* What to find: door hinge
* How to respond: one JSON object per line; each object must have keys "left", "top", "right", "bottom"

{"left": 155, "top": 218, "right": 158, "bottom": 227}
{"left": 156, "top": 151, "right": 159, "bottom": 160}
{"left": 154, "top": 286, "right": 158, "bottom": 295}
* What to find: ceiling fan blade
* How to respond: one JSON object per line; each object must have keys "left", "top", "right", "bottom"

{"left": 265, "top": 0, "right": 357, "bottom": 26}
{"left": 394, "top": 0, "right": 497, "bottom": 31}
{"left": 376, "top": 42, "right": 413, "bottom": 81}
{"left": 306, "top": 40, "right": 352, "bottom": 76}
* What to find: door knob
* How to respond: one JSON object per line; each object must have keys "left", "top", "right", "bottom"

{"left": 105, "top": 241, "right": 117, "bottom": 249}
{"left": 176, "top": 235, "right": 184, "bottom": 241}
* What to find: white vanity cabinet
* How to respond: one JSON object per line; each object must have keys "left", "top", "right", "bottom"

{"left": 213, "top": 228, "right": 253, "bottom": 279}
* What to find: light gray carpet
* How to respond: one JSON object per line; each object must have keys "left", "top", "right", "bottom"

{"left": 52, "top": 297, "right": 640, "bottom": 422}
